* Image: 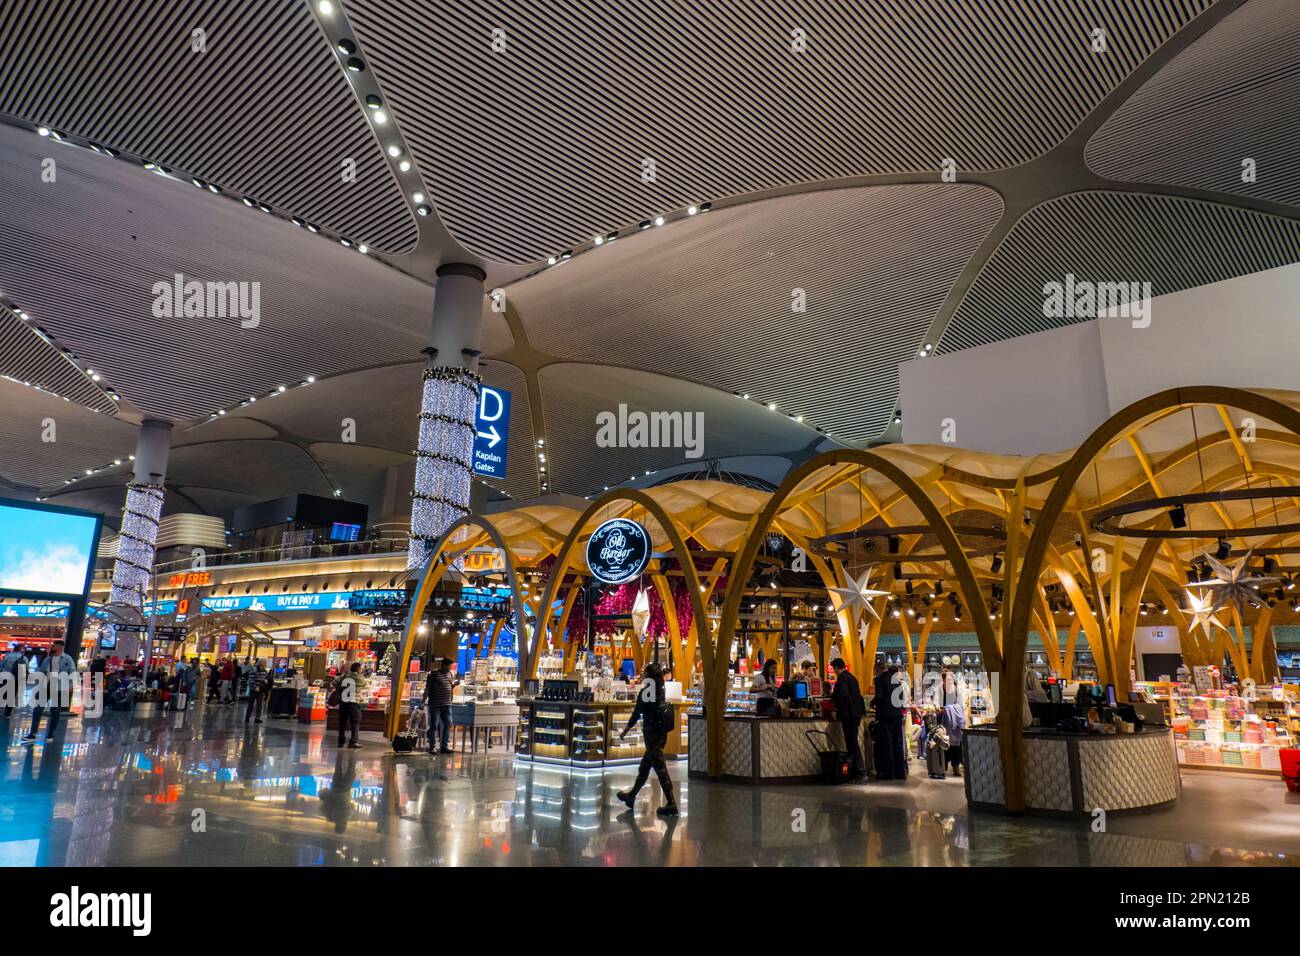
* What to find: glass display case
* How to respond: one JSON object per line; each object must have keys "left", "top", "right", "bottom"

{"left": 531, "top": 704, "right": 570, "bottom": 760}
{"left": 571, "top": 706, "right": 608, "bottom": 764}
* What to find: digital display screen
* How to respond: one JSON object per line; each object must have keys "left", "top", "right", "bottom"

{"left": 793, "top": 681, "right": 809, "bottom": 701}
{"left": 330, "top": 522, "right": 362, "bottom": 542}
{"left": 0, "top": 499, "right": 100, "bottom": 599}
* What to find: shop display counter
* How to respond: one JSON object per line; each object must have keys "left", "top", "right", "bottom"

{"left": 515, "top": 699, "right": 684, "bottom": 767}
{"left": 687, "top": 713, "right": 870, "bottom": 784}
{"left": 963, "top": 726, "right": 1180, "bottom": 818}
{"left": 450, "top": 701, "right": 520, "bottom": 752}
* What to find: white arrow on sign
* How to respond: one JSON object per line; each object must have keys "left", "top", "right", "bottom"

{"left": 477, "top": 424, "right": 502, "bottom": 448}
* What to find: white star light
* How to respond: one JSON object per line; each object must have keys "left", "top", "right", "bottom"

{"left": 1183, "top": 588, "right": 1229, "bottom": 642}
{"left": 1197, "top": 549, "right": 1277, "bottom": 609}
{"left": 828, "top": 567, "right": 891, "bottom": 621}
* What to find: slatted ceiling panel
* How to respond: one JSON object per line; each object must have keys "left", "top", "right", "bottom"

{"left": 512, "top": 184, "right": 1001, "bottom": 443}
{"left": 539, "top": 363, "right": 814, "bottom": 496}
{"left": 0, "top": 0, "right": 417, "bottom": 254}
{"left": 940, "top": 191, "right": 1300, "bottom": 354}
{"left": 344, "top": 0, "right": 1210, "bottom": 263}
{"left": 0, "top": 123, "right": 433, "bottom": 422}
{"left": 1086, "top": 0, "right": 1300, "bottom": 210}
{"left": 0, "top": 306, "right": 116, "bottom": 413}
{"left": 0, "top": 379, "right": 135, "bottom": 489}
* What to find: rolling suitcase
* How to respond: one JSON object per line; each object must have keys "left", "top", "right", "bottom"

{"left": 806, "top": 729, "right": 853, "bottom": 784}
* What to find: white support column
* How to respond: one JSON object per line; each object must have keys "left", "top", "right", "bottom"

{"left": 408, "top": 263, "right": 486, "bottom": 570}
{"left": 109, "top": 421, "right": 171, "bottom": 655}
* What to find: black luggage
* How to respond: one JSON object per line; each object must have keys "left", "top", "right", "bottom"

{"left": 805, "top": 729, "right": 853, "bottom": 784}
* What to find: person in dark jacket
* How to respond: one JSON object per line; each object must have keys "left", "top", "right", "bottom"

{"left": 337, "top": 662, "right": 363, "bottom": 749}
{"left": 422, "top": 657, "right": 458, "bottom": 754}
{"left": 830, "top": 658, "right": 867, "bottom": 776}
{"left": 616, "top": 663, "right": 678, "bottom": 816}
{"left": 872, "top": 663, "right": 907, "bottom": 780}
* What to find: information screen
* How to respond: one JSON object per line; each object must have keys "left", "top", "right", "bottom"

{"left": 0, "top": 499, "right": 101, "bottom": 599}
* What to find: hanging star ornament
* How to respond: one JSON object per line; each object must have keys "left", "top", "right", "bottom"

{"left": 1183, "top": 588, "right": 1229, "bottom": 642}
{"left": 1197, "top": 549, "right": 1278, "bottom": 609}
{"left": 828, "top": 566, "right": 891, "bottom": 620}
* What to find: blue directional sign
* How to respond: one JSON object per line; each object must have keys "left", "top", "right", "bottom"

{"left": 472, "top": 385, "right": 511, "bottom": 479}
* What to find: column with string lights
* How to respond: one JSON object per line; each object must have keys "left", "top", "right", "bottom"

{"left": 108, "top": 420, "right": 172, "bottom": 658}
{"left": 407, "top": 264, "right": 487, "bottom": 571}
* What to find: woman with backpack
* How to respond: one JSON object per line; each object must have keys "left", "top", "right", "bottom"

{"left": 615, "top": 662, "right": 679, "bottom": 817}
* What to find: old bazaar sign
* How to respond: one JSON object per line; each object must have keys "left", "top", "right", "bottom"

{"left": 585, "top": 519, "right": 651, "bottom": 585}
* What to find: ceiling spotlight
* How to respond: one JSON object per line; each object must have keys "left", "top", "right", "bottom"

{"left": 372, "top": 110, "right": 388, "bottom": 125}
{"left": 766, "top": 402, "right": 777, "bottom": 411}
{"left": 292, "top": 217, "right": 305, "bottom": 227}
{"left": 593, "top": 235, "right": 603, "bottom": 245}
{"left": 142, "top": 161, "right": 156, "bottom": 170}
{"left": 334, "top": 489, "right": 343, "bottom": 497}
{"left": 191, "top": 177, "right": 204, "bottom": 188}
{"left": 208, "top": 183, "right": 220, "bottom": 193}
{"left": 346, "top": 57, "right": 365, "bottom": 72}
{"left": 990, "top": 555, "right": 1003, "bottom": 574}
{"left": 306, "top": 376, "right": 316, "bottom": 383}
{"left": 258, "top": 203, "right": 272, "bottom": 213}
{"left": 416, "top": 205, "right": 431, "bottom": 217}
{"left": 307, "top": 224, "right": 319, "bottom": 233}
{"left": 337, "top": 39, "right": 356, "bottom": 55}
{"left": 277, "top": 385, "right": 287, "bottom": 393}
{"left": 36, "top": 126, "right": 50, "bottom": 137}
{"left": 1215, "top": 538, "right": 1231, "bottom": 560}
{"left": 793, "top": 415, "right": 803, "bottom": 422}
{"left": 639, "top": 220, "right": 652, "bottom": 230}
{"left": 217, "top": 409, "right": 226, "bottom": 416}
{"left": 242, "top": 197, "right": 256, "bottom": 208}
{"left": 699, "top": 202, "right": 713, "bottom": 212}
{"left": 411, "top": 191, "right": 425, "bottom": 203}
{"left": 398, "top": 160, "right": 411, "bottom": 172}
{"left": 357, "top": 244, "right": 368, "bottom": 254}
{"left": 1169, "top": 504, "right": 1187, "bottom": 529}
{"left": 686, "top": 205, "right": 698, "bottom": 215}
{"left": 387, "top": 147, "right": 402, "bottom": 160}
{"left": 547, "top": 256, "right": 557, "bottom": 265}
{"left": 741, "top": 393, "right": 750, "bottom": 400}
{"left": 340, "top": 238, "right": 352, "bottom": 247}
{"left": 317, "top": 0, "right": 334, "bottom": 13}
{"left": 606, "top": 231, "right": 618, "bottom": 241}
{"left": 653, "top": 215, "right": 665, "bottom": 226}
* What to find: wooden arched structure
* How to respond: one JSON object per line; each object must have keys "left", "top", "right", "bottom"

{"left": 384, "top": 514, "right": 531, "bottom": 738}
{"left": 712, "top": 449, "right": 1001, "bottom": 780}
{"left": 1004, "top": 386, "right": 1300, "bottom": 810}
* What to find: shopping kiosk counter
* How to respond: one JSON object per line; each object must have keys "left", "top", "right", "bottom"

{"left": 963, "top": 725, "right": 1180, "bottom": 818}
{"left": 687, "top": 713, "right": 870, "bottom": 784}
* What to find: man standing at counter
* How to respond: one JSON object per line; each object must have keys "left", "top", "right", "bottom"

{"left": 830, "top": 658, "right": 866, "bottom": 778}
{"left": 872, "top": 664, "right": 907, "bottom": 780}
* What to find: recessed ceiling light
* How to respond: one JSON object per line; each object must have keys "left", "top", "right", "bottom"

{"left": 258, "top": 203, "right": 272, "bottom": 213}
{"left": 340, "top": 238, "right": 352, "bottom": 247}
{"left": 317, "top": 0, "right": 334, "bottom": 14}
{"left": 605, "top": 231, "right": 618, "bottom": 242}
{"left": 306, "top": 376, "right": 316, "bottom": 383}
{"left": 593, "top": 235, "right": 603, "bottom": 245}
{"left": 192, "top": 178, "right": 204, "bottom": 188}
{"left": 357, "top": 244, "right": 368, "bottom": 254}
{"left": 291, "top": 217, "right": 305, "bottom": 227}
{"left": 142, "top": 161, "right": 155, "bottom": 170}
{"left": 387, "top": 145, "right": 401, "bottom": 158}
{"left": 398, "top": 160, "right": 411, "bottom": 172}
{"left": 306, "top": 224, "right": 319, "bottom": 233}
{"left": 208, "top": 183, "right": 220, "bottom": 193}
{"left": 639, "top": 220, "right": 651, "bottom": 230}
{"left": 346, "top": 57, "right": 365, "bottom": 72}
{"left": 767, "top": 402, "right": 777, "bottom": 411}
{"left": 412, "top": 191, "right": 425, "bottom": 203}
{"left": 653, "top": 215, "right": 665, "bottom": 226}
{"left": 547, "top": 256, "right": 557, "bottom": 265}
{"left": 217, "top": 409, "right": 226, "bottom": 416}
{"left": 699, "top": 202, "right": 713, "bottom": 212}
{"left": 337, "top": 39, "right": 356, "bottom": 55}
{"left": 686, "top": 205, "right": 698, "bottom": 215}
{"left": 242, "top": 197, "right": 256, "bottom": 208}
{"left": 560, "top": 250, "right": 572, "bottom": 259}
{"left": 365, "top": 95, "right": 382, "bottom": 109}
{"left": 277, "top": 385, "right": 287, "bottom": 393}
{"left": 373, "top": 110, "right": 388, "bottom": 125}
{"left": 36, "top": 126, "right": 50, "bottom": 137}
{"left": 416, "top": 205, "right": 431, "bottom": 217}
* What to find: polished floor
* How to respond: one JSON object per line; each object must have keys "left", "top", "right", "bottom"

{"left": 0, "top": 701, "right": 1297, "bottom": 867}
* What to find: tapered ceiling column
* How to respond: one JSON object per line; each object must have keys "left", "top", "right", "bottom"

{"left": 109, "top": 420, "right": 172, "bottom": 612}
{"left": 408, "top": 263, "right": 485, "bottom": 570}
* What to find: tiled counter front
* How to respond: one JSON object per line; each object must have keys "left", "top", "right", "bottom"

{"left": 964, "top": 727, "right": 1180, "bottom": 818}
{"left": 689, "top": 714, "right": 870, "bottom": 784}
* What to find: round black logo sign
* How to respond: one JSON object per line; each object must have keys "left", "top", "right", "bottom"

{"left": 585, "top": 518, "right": 652, "bottom": 585}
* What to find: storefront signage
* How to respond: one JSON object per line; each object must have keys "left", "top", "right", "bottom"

{"left": 347, "top": 589, "right": 405, "bottom": 612}
{"left": 459, "top": 585, "right": 510, "bottom": 611}
{"left": 585, "top": 518, "right": 651, "bottom": 585}
{"left": 168, "top": 571, "right": 212, "bottom": 588}
{"left": 472, "top": 385, "right": 511, "bottom": 479}
{"left": 320, "top": 639, "right": 372, "bottom": 651}
{"left": 0, "top": 603, "right": 68, "bottom": 618}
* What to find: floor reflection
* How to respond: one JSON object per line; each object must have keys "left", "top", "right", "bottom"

{"left": 0, "top": 705, "right": 1295, "bottom": 867}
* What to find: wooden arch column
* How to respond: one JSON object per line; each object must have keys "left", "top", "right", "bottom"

{"left": 384, "top": 516, "right": 531, "bottom": 738}
{"left": 1006, "top": 386, "right": 1300, "bottom": 810}
{"left": 529, "top": 490, "right": 713, "bottom": 688}
{"left": 714, "top": 450, "right": 1001, "bottom": 780}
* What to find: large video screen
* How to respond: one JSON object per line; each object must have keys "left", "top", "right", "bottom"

{"left": 0, "top": 498, "right": 101, "bottom": 599}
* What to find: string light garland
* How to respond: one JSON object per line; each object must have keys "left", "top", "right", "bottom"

{"left": 407, "top": 365, "right": 479, "bottom": 570}
{"left": 108, "top": 482, "right": 164, "bottom": 609}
